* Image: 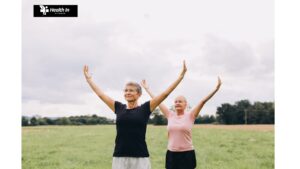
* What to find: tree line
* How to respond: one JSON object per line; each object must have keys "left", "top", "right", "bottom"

{"left": 22, "top": 115, "right": 114, "bottom": 126}
{"left": 216, "top": 100, "right": 274, "bottom": 124}
{"left": 22, "top": 100, "right": 274, "bottom": 126}
{"left": 147, "top": 99, "right": 274, "bottom": 125}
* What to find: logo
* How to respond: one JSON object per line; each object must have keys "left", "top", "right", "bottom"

{"left": 34, "top": 5, "right": 78, "bottom": 17}
{"left": 39, "top": 5, "right": 49, "bottom": 15}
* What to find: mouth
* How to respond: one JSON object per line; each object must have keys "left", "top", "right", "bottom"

{"left": 125, "top": 96, "right": 134, "bottom": 100}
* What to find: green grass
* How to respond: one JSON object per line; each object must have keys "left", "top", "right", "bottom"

{"left": 22, "top": 125, "right": 274, "bottom": 169}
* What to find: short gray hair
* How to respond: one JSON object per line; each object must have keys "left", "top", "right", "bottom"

{"left": 125, "top": 82, "right": 142, "bottom": 94}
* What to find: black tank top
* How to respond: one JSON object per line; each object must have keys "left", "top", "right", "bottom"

{"left": 113, "top": 101, "right": 151, "bottom": 157}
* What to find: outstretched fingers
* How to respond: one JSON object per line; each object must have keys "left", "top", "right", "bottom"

{"left": 83, "top": 65, "right": 92, "bottom": 80}
{"left": 141, "top": 79, "right": 148, "bottom": 89}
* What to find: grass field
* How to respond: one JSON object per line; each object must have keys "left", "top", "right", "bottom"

{"left": 22, "top": 125, "right": 274, "bottom": 169}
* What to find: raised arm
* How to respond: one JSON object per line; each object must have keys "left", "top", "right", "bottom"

{"left": 191, "top": 77, "right": 222, "bottom": 118}
{"left": 141, "top": 80, "right": 170, "bottom": 118}
{"left": 83, "top": 65, "right": 115, "bottom": 112}
{"left": 149, "top": 61, "right": 187, "bottom": 112}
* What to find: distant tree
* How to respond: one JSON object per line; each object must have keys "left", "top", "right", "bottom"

{"left": 250, "top": 102, "right": 274, "bottom": 124}
{"left": 78, "top": 116, "right": 87, "bottom": 124}
{"left": 195, "top": 115, "right": 216, "bottom": 124}
{"left": 22, "top": 116, "right": 30, "bottom": 126}
{"left": 204, "top": 115, "right": 216, "bottom": 123}
{"left": 87, "top": 116, "right": 98, "bottom": 125}
{"left": 56, "top": 117, "right": 71, "bottom": 125}
{"left": 44, "top": 117, "right": 55, "bottom": 125}
{"left": 152, "top": 109, "right": 167, "bottom": 125}
{"left": 37, "top": 118, "right": 48, "bottom": 125}
{"left": 216, "top": 103, "right": 237, "bottom": 124}
{"left": 236, "top": 99, "right": 252, "bottom": 124}
{"left": 30, "top": 117, "right": 39, "bottom": 126}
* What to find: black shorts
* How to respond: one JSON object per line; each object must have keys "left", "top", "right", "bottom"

{"left": 165, "top": 150, "right": 197, "bottom": 169}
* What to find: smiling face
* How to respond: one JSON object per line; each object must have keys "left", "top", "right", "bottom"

{"left": 174, "top": 95, "right": 187, "bottom": 112}
{"left": 124, "top": 82, "right": 142, "bottom": 103}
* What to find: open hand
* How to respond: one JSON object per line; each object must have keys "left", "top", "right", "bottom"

{"left": 141, "top": 79, "right": 149, "bottom": 89}
{"left": 83, "top": 65, "right": 92, "bottom": 80}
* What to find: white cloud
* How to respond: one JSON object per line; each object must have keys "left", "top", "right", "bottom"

{"left": 22, "top": 0, "right": 274, "bottom": 118}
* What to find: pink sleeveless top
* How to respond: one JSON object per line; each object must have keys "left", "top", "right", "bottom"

{"left": 167, "top": 111, "right": 196, "bottom": 152}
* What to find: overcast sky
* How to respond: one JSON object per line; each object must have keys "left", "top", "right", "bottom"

{"left": 22, "top": 0, "right": 274, "bottom": 119}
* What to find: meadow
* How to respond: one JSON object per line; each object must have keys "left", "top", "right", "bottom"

{"left": 22, "top": 125, "right": 274, "bottom": 169}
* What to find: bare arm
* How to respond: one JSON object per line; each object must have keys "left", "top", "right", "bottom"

{"left": 83, "top": 65, "right": 115, "bottom": 112}
{"left": 149, "top": 61, "right": 187, "bottom": 112}
{"left": 191, "top": 77, "right": 222, "bottom": 118}
{"left": 141, "top": 80, "right": 170, "bottom": 118}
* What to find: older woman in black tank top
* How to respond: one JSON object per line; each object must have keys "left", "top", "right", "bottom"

{"left": 83, "top": 61, "right": 187, "bottom": 169}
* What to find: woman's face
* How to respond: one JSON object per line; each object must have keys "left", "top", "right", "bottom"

{"left": 174, "top": 96, "right": 187, "bottom": 112}
{"left": 124, "top": 85, "right": 141, "bottom": 102}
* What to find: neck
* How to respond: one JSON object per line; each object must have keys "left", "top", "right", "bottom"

{"left": 176, "top": 109, "right": 184, "bottom": 116}
{"left": 127, "top": 101, "right": 138, "bottom": 109}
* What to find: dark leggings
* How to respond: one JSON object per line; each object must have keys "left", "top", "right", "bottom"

{"left": 165, "top": 150, "right": 196, "bottom": 169}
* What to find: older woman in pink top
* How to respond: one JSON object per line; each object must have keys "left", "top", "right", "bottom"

{"left": 141, "top": 77, "right": 222, "bottom": 169}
